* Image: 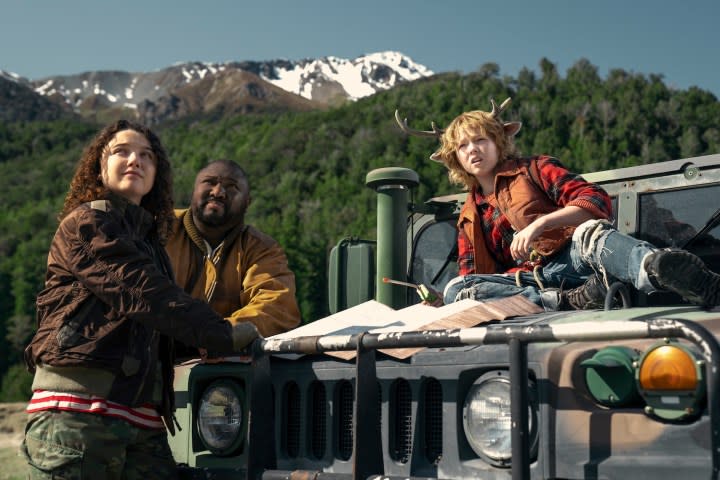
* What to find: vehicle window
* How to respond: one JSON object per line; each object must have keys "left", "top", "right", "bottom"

{"left": 410, "top": 219, "right": 459, "bottom": 298}
{"left": 637, "top": 185, "right": 720, "bottom": 273}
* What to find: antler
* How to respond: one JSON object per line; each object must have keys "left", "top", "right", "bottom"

{"left": 394, "top": 110, "right": 444, "bottom": 138}
{"left": 490, "top": 98, "right": 512, "bottom": 118}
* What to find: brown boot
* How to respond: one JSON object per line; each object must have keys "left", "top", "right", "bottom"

{"left": 560, "top": 274, "right": 611, "bottom": 310}
{"left": 644, "top": 249, "right": 720, "bottom": 307}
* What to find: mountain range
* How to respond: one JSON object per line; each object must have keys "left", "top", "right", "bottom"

{"left": 0, "top": 51, "right": 434, "bottom": 124}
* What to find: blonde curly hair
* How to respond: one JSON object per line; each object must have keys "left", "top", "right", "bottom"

{"left": 433, "top": 110, "right": 521, "bottom": 191}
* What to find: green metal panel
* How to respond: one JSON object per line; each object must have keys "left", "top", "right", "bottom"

{"left": 327, "top": 238, "right": 376, "bottom": 314}
{"left": 366, "top": 167, "right": 419, "bottom": 309}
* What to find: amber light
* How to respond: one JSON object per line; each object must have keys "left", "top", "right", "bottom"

{"left": 638, "top": 345, "right": 698, "bottom": 391}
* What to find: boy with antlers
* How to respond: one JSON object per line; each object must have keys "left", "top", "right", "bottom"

{"left": 396, "top": 98, "right": 720, "bottom": 309}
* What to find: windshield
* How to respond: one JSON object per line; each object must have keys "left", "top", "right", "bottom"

{"left": 409, "top": 218, "right": 459, "bottom": 304}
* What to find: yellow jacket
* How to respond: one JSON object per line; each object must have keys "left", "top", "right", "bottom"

{"left": 165, "top": 209, "right": 301, "bottom": 337}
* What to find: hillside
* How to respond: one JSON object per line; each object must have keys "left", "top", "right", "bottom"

{"left": 0, "top": 76, "right": 75, "bottom": 122}
{"left": 1, "top": 57, "right": 719, "bottom": 399}
{"left": 136, "top": 69, "right": 321, "bottom": 125}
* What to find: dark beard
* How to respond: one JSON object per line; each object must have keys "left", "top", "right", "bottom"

{"left": 196, "top": 205, "right": 228, "bottom": 226}
{"left": 193, "top": 202, "right": 245, "bottom": 229}
{"left": 196, "top": 212, "right": 227, "bottom": 227}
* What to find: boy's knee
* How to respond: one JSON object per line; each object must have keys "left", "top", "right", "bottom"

{"left": 573, "top": 219, "right": 613, "bottom": 258}
{"left": 443, "top": 275, "right": 466, "bottom": 304}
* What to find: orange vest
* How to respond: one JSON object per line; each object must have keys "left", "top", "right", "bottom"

{"left": 457, "top": 157, "right": 575, "bottom": 274}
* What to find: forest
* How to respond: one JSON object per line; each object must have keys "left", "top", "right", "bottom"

{"left": 1, "top": 58, "right": 719, "bottom": 399}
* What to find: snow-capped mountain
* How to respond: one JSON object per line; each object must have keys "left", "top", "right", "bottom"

{"left": 3, "top": 51, "right": 433, "bottom": 115}
{"left": 262, "top": 51, "right": 434, "bottom": 101}
{"left": 0, "top": 70, "right": 22, "bottom": 83}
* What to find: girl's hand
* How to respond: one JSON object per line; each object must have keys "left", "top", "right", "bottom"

{"left": 199, "top": 348, "right": 225, "bottom": 363}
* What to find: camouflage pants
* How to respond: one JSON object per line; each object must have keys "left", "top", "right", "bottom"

{"left": 21, "top": 409, "right": 178, "bottom": 480}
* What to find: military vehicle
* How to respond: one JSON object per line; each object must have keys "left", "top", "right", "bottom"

{"left": 169, "top": 152, "right": 720, "bottom": 479}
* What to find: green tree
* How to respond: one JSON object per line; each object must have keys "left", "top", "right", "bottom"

{"left": 0, "top": 362, "right": 33, "bottom": 402}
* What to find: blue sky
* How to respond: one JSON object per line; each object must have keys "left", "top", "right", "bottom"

{"left": 2, "top": 0, "right": 719, "bottom": 97}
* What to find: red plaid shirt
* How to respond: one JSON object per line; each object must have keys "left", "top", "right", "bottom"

{"left": 457, "top": 156, "right": 613, "bottom": 275}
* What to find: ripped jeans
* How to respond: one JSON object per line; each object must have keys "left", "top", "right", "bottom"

{"left": 444, "top": 219, "right": 659, "bottom": 306}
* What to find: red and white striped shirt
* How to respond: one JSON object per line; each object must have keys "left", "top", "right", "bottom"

{"left": 27, "top": 390, "right": 165, "bottom": 430}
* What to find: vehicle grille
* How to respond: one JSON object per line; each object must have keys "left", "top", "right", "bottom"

{"left": 278, "top": 376, "right": 444, "bottom": 466}
{"left": 283, "top": 381, "right": 301, "bottom": 458}
{"left": 337, "top": 380, "right": 354, "bottom": 461}
{"left": 390, "top": 378, "right": 413, "bottom": 463}
{"left": 309, "top": 380, "right": 326, "bottom": 459}
{"left": 424, "top": 378, "right": 443, "bottom": 464}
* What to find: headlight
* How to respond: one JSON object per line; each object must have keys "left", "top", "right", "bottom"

{"left": 197, "top": 380, "right": 245, "bottom": 455}
{"left": 462, "top": 371, "right": 537, "bottom": 467}
{"left": 580, "top": 346, "right": 641, "bottom": 407}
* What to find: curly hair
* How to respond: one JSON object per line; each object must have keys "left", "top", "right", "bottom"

{"left": 434, "top": 110, "right": 520, "bottom": 191}
{"left": 60, "top": 119, "right": 175, "bottom": 244}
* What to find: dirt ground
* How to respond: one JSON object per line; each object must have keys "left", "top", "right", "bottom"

{"left": 0, "top": 403, "right": 27, "bottom": 480}
{"left": 0, "top": 403, "right": 25, "bottom": 449}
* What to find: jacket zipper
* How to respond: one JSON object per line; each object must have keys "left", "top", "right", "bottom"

{"left": 131, "top": 329, "right": 158, "bottom": 405}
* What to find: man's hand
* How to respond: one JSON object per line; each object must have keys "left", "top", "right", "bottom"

{"left": 232, "top": 322, "right": 261, "bottom": 351}
{"left": 199, "top": 322, "right": 261, "bottom": 363}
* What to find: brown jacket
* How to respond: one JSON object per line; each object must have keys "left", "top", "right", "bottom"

{"left": 25, "top": 196, "right": 235, "bottom": 428}
{"left": 165, "top": 209, "right": 301, "bottom": 338}
{"left": 458, "top": 157, "right": 586, "bottom": 274}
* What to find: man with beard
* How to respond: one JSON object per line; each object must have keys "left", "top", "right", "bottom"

{"left": 166, "top": 160, "right": 301, "bottom": 359}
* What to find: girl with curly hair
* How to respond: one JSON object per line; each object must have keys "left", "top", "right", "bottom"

{"left": 23, "top": 120, "right": 259, "bottom": 479}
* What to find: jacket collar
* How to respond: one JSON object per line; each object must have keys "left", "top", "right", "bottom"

{"left": 182, "top": 209, "right": 247, "bottom": 254}
{"left": 103, "top": 192, "right": 155, "bottom": 236}
{"left": 494, "top": 158, "right": 525, "bottom": 178}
